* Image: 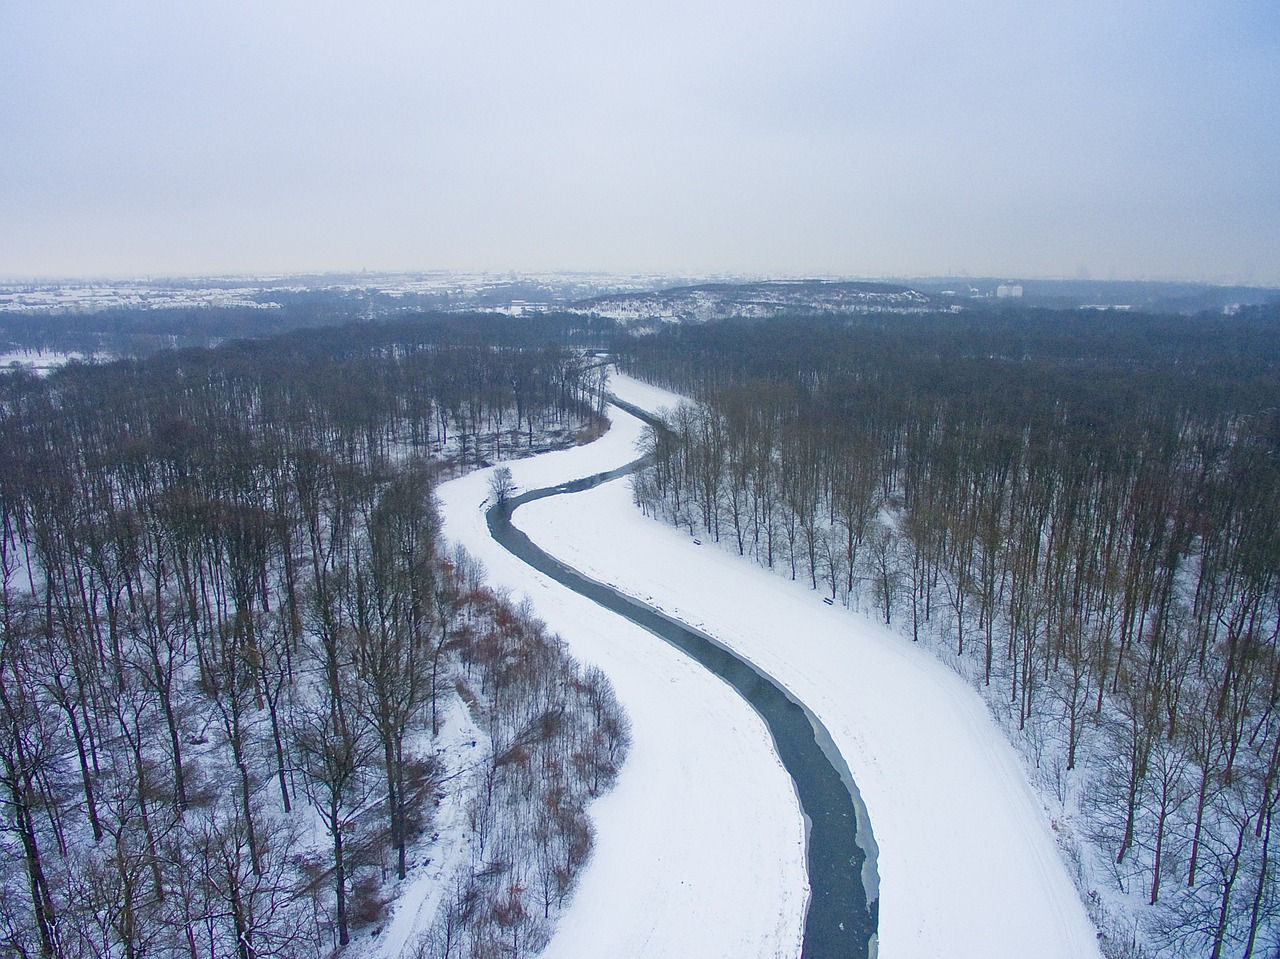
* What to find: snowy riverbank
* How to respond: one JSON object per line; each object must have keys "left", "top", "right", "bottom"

{"left": 432, "top": 380, "right": 809, "bottom": 958}
{"left": 425, "top": 371, "right": 1101, "bottom": 958}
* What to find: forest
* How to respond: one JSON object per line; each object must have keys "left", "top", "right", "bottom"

{"left": 0, "top": 315, "right": 629, "bottom": 958}
{"left": 617, "top": 304, "right": 1280, "bottom": 958}
{"left": 0, "top": 296, "right": 619, "bottom": 359}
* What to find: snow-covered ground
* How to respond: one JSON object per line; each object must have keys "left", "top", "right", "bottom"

{"left": 430, "top": 383, "right": 808, "bottom": 959}
{"left": 428, "top": 371, "right": 1103, "bottom": 959}
{"left": 0, "top": 348, "right": 92, "bottom": 374}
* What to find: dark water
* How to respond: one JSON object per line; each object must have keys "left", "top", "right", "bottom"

{"left": 486, "top": 413, "right": 878, "bottom": 958}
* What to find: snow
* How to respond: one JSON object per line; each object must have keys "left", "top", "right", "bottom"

{"left": 0, "top": 348, "right": 91, "bottom": 374}
{"left": 419, "top": 379, "right": 808, "bottom": 959}
{"left": 372, "top": 698, "right": 491, "bottom": 957}
{"left": 416, "top": 371, "right": 1102, "bottom": 959}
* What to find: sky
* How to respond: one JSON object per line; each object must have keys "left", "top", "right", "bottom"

{"left": 2, "top": 0, "right": 1278, "bottom": 284}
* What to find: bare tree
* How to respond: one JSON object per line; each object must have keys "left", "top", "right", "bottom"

{"left": 488, "top": 467, "right": 515, "bottom": 507}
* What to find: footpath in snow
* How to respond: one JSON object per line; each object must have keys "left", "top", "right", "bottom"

{"left": 437, "top": 371, "right": 1103, "bottom": 959}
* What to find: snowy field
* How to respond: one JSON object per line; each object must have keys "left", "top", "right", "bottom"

{"left": 0, "top": 348, "right": 91, "bottom": 374}
{"left": 429, "top": 371, "right": 1102, "bottom": 959}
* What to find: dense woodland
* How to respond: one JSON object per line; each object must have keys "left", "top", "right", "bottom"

{"left": 618, "top": 306, "right": 1280, "bottom": 959}
{"left": 0, "top": 317, "right": 628, "bottom": 958}
{"left": 0, "top": 301, "right": 619, "bottom": 359}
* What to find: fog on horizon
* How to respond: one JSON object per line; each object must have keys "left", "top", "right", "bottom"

{"left": 2, "top": 0, "right": 1277, "bottom": 285}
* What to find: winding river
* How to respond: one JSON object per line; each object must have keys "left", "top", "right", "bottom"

{"left": 486, "top": 399, "right": 879, "bottom": 959}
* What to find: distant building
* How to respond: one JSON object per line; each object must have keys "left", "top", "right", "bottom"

{"left": 495, "top": 300, "right": 549, "bottom": 317}
{"left": 996, "top": 283, "right": 1023, "bottom": 299}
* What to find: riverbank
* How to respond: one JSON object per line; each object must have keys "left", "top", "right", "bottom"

{"left": 429, "top": 371, "right": 1101, "bottom": 959}
{"left": 434, "top": 385, "right": 810, "bottom": 958}
{"left": 516, "top": 372, "right": 1102, "bottom": 959}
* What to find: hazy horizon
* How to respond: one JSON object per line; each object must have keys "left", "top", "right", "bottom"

{"left": 2, "top": 269, "right": 1278, "bottom": 292}
{"left": 3, "top": 1, "right": 1277, "bottom": 285}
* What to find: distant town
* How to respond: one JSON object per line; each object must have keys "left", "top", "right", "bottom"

{"left": 3, "top": 271, "right": 1275, "bottom": 317}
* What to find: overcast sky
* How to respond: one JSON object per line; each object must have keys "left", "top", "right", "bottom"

{"left": 2, "top": 0, "right": 1277, "bottom": 284}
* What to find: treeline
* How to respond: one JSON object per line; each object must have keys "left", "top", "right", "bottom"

{"left": 618, "top": 306, "right": 1280, "bottom": 958}
{"left": 0, "top": 317, "right": 627, "bottom": 957}
{"left": 0, "top": 302, "right": 618, "bottom": 359}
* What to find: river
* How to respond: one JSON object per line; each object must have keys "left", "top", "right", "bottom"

{"left": 486, "top": 399, "right": 878, "bottom": 959}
